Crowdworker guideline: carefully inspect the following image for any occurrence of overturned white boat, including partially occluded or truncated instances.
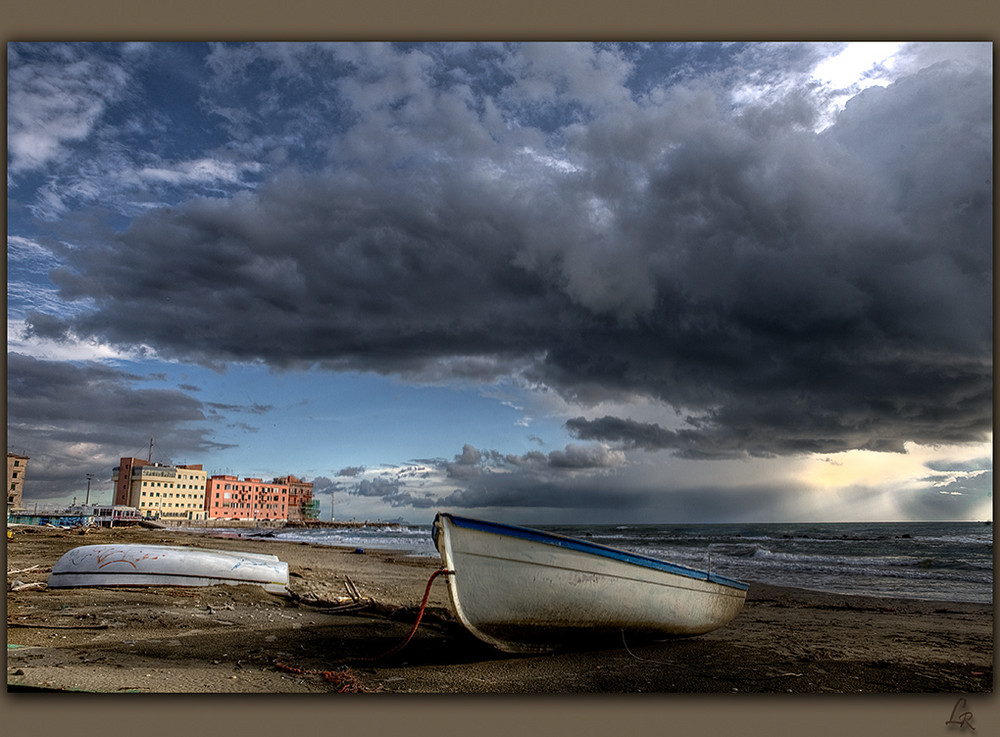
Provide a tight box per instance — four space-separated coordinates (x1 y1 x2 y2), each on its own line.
433 513 748 653
47 544 289 594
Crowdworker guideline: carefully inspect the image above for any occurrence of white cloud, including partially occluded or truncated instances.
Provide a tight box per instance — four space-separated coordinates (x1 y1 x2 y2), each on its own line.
518 146 581 173
794 440 993 502
7 235 62 271
504 42 634 110
812 42 903 91
731 42 909 133
7 319 157 363
138 158 261 186
7 47 130 175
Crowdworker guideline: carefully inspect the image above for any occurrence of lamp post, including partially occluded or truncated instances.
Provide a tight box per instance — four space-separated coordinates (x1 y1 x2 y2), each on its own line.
85 473 95 507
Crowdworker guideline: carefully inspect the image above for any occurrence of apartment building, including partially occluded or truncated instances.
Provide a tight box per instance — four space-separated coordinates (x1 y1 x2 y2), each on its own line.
7 453 29 512
205 475 289 521
273 474 319 522
112 457 207 521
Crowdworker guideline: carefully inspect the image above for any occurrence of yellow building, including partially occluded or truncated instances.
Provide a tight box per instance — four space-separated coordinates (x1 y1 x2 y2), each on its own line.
7 453 29 512
112 458 207 522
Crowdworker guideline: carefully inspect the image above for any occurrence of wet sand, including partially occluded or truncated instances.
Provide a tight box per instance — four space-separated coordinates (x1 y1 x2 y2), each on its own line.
5 525 993 694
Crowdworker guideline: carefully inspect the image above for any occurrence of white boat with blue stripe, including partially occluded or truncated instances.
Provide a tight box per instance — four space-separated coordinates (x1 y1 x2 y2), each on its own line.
433 513 748 653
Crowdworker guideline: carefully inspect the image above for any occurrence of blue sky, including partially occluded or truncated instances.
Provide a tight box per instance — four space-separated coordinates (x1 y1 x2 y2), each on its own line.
7 42 992 524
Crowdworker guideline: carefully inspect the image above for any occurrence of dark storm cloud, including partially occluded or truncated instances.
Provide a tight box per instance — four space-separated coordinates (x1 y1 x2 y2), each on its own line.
566 416 693 452
18 44 993 460
444 444 490 479
544 444 627 469
916 455 992 499
310 475 345 497
348 472 437 509
431 471 800 523
924 457 993 474
353 475 402 497
441 443 626 481
434 478 633 511
7 353 202 427
5 353 233 500
225 421 259 434
341 442 629 513
336 466 366 478
905 470 994 520
206 401 274 414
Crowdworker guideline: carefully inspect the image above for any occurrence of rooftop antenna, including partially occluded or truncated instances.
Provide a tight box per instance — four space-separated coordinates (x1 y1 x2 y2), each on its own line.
148 437 153 464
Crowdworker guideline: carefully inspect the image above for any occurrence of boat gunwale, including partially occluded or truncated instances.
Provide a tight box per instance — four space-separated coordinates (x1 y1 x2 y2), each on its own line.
434 513 749 592
50 543 284 564
46 571 288 589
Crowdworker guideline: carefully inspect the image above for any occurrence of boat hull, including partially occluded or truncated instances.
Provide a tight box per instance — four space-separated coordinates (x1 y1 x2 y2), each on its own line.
433 513 748 653
47 544 289 594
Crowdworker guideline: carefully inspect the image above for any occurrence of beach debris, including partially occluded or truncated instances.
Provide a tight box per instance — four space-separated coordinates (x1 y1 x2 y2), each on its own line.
280 574 375 611
7 565 48 576
286 591 372 613
273 661 378 693
8 621 109 630
275 567 452 685
343 575 364 603
8 580 47 592
620 631 688 666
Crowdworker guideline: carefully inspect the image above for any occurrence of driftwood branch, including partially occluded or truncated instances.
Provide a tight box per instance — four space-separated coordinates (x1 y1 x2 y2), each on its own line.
344 575 363 603
8 621 109 630
8 581 47 591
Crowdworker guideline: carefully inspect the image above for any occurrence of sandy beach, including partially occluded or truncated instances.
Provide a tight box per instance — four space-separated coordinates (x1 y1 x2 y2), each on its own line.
5 524 992 694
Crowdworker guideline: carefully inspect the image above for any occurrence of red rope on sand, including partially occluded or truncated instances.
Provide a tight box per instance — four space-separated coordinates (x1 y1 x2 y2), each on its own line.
274 660 370 692
274 567 454 690
366 567 454 662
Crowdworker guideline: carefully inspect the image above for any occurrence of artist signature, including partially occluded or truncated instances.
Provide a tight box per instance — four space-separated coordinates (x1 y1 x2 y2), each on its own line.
945 698 976 731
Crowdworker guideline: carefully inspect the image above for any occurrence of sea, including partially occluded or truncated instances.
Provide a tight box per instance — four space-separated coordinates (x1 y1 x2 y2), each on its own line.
250 520 994 605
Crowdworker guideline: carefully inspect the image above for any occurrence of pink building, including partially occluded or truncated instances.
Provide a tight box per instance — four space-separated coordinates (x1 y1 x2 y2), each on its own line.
273 474 317 522
205 475 289 521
